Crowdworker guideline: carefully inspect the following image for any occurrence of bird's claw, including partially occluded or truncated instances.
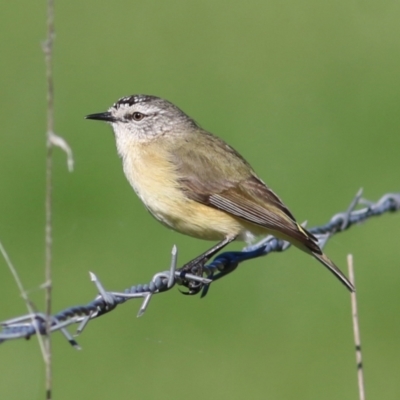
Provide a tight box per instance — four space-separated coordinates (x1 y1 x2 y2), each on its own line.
179 283 203 296
179 270 205 295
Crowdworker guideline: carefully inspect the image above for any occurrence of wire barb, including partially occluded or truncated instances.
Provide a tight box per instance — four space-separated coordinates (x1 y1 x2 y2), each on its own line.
0 191 399 345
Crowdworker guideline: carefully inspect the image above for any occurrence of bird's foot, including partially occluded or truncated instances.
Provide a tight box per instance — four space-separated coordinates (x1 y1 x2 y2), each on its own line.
178 236 236 296
179 258 208 295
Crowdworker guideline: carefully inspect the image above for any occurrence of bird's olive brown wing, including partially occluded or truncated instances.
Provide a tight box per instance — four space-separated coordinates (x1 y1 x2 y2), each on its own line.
171 129 318 248
208 177 319 248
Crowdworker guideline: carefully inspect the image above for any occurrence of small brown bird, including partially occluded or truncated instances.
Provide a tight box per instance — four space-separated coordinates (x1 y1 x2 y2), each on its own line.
86 95 354 292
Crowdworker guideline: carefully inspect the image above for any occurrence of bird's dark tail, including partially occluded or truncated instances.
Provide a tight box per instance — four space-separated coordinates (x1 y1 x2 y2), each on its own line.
290 223 354 292
311 251 355 292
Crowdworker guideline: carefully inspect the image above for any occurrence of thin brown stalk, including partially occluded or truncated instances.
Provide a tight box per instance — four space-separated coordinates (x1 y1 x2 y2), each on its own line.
43 0 55 398
0 241 46 357
42 1 74 397
347 254 366 400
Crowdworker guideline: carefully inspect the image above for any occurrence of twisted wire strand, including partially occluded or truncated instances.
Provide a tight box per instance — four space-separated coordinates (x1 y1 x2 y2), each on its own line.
1 190 399 346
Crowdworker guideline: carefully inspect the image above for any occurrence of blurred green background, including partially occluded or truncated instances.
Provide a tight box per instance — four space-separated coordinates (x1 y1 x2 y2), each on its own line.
1 1 399 399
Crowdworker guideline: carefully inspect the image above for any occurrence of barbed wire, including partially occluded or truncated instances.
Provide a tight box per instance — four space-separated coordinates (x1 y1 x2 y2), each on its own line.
1 189 399 348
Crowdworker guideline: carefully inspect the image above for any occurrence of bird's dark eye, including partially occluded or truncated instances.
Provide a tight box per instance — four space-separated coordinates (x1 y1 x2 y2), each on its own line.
132 112 144 121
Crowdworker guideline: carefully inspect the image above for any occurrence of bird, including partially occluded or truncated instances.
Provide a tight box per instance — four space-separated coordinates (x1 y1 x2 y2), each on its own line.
86 94 354 293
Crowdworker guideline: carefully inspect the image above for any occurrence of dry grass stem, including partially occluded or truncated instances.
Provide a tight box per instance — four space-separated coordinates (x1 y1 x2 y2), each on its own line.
347 254 366 400
0 241 47 358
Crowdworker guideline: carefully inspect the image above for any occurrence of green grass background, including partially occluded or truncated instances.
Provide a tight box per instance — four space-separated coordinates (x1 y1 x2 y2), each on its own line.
1 1 399 399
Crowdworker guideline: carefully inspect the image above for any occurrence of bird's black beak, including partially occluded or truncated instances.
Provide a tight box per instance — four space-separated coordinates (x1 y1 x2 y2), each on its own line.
85 112 116 122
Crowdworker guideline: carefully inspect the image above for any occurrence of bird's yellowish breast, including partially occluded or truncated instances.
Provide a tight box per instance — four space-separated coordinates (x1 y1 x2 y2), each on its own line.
120 139 246 240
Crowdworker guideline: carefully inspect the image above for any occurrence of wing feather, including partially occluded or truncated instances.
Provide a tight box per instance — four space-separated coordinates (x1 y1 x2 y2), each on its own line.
171 129 318 249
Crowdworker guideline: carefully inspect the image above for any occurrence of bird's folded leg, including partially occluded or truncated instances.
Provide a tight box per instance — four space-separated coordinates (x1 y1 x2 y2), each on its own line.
179 235 236 295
